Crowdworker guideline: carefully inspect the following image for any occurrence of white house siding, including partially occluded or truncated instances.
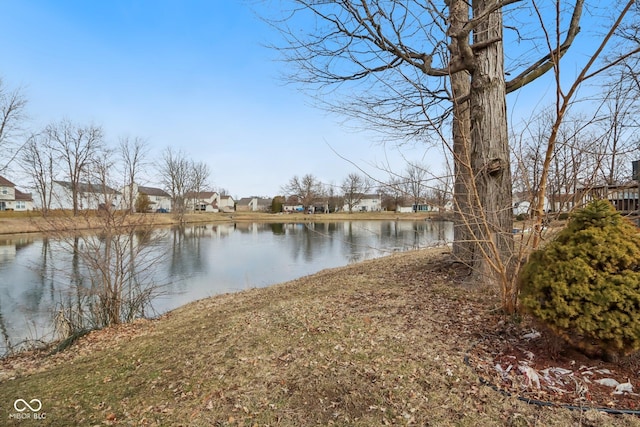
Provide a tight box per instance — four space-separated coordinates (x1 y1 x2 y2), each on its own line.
0 176 34 211
148 193 172 211
185 191 219 212
122 184 172 212
218 195 235 212
237 197 272 212
512 195 551 216
12 190 34 211
343 194 382 212
0 187 15 211
49 181 122 211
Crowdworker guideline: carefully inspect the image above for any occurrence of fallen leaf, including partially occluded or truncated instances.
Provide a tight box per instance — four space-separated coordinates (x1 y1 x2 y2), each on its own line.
614 382 633 394
595 378 619 388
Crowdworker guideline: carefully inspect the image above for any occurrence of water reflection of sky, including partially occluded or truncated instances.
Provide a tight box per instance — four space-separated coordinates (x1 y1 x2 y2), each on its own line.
0 221 452 354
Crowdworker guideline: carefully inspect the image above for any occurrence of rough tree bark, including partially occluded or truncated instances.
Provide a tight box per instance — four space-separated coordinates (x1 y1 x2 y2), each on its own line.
468 0 516 308
449 0 474 263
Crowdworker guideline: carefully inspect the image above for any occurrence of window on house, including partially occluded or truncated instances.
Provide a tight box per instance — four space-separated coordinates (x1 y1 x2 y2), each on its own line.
1 187 7 195
15 201 25 209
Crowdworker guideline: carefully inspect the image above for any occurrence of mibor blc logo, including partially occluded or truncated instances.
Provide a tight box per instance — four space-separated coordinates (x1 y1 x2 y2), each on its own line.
9 398 46 420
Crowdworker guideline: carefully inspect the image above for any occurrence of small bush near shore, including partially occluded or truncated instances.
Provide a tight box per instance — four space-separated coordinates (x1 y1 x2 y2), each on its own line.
520 199 640 358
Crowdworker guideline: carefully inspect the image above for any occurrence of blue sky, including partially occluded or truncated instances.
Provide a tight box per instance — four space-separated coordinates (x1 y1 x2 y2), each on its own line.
0 1 620 198
1 0 432 198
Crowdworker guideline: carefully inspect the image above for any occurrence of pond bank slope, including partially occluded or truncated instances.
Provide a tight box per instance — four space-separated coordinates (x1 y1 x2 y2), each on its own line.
1 249 637 426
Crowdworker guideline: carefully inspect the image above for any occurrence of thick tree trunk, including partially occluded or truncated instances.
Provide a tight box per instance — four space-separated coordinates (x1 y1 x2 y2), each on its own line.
468 0 516 310
449 0 475 264
451 76 474 262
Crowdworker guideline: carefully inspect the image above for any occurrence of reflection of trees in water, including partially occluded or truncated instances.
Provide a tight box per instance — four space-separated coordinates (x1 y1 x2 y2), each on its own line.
0 236 52 354
168 225 214 283
0 307 10 354
340 220 453 255
290 222 385 264
291 223 318 262
41 238 56 300
284 222 332 263
270 223 285 235
343 222 368 264
386 220 452 250
52 228 169 335
169 225 206 276
19 239 50 314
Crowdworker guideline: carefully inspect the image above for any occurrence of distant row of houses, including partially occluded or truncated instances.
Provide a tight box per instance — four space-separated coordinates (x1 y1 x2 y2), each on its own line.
513 182 640 216
282 193 388 213
2 174 638 215
0 176 272 213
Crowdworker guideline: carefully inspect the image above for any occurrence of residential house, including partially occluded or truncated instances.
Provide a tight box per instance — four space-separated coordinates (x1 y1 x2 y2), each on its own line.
49 181 122 211
548 191 580 213
121 183 172 212
237 197 272 212
342 193 382 212
512 192 551 216
185 191 219 212
138 185 172 212
396 201 438 213
581 183 639 214
218 195 235 213
14 189 35 212
283 204 304 213
0 176 35 211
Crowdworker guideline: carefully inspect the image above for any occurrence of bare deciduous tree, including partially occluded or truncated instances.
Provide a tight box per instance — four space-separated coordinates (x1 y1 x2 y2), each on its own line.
403 163 429 212
342 173 372 213
596 73 640 185
120 136 149 213
51 170 166 337
21 132 56 215
529 1 640 250
46 119 106 216
267 0 638 312
381 177 406 212
282 174 324 212
189 160 212 212
427 173 453 214
159 148 192 221
0 78 27 173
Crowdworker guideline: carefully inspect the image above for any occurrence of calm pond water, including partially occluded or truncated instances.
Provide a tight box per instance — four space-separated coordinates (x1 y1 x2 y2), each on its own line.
0 220 452 355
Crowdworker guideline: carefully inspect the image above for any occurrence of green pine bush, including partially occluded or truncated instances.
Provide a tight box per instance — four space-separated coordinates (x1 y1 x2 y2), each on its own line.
519 199 640 358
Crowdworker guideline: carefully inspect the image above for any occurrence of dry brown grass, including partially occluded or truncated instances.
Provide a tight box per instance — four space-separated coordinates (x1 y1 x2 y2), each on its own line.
1 249 637 426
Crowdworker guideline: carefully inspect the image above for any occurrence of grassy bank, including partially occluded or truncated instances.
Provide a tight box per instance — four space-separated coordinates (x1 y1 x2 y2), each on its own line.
1 249 636 426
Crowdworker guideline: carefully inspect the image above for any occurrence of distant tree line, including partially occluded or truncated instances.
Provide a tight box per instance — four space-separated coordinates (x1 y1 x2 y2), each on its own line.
279 162 453 214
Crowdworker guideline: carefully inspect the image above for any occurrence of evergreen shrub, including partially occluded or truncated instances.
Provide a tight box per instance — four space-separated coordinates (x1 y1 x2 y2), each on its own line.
519 199 640 357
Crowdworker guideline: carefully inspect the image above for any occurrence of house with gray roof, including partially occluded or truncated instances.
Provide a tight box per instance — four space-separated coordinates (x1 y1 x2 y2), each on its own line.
50 180 121 211
237 197 272 212
185 191 219 212
122 183 172 212
0 175 35 211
